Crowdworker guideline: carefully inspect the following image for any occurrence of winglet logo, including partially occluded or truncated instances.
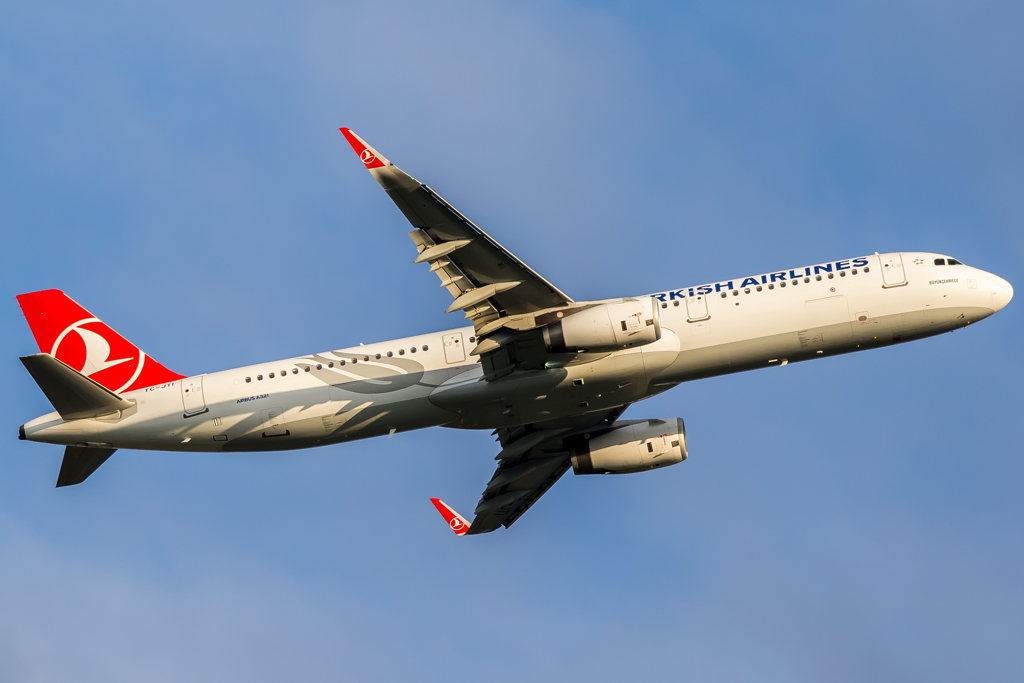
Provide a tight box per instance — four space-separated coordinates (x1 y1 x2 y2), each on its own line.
340 128 386 169
430 498 470 536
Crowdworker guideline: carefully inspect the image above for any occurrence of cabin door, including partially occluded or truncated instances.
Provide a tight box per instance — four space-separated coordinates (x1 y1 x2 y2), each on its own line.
181 376 207 416
261 407 289 437
881 253 907 287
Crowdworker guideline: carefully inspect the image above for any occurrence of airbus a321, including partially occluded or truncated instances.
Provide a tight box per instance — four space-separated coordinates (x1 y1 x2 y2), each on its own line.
16 128 1014 535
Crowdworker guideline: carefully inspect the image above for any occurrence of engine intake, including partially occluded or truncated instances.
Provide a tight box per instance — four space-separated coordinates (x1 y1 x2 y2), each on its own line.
571 418 687 475
542 299 661 353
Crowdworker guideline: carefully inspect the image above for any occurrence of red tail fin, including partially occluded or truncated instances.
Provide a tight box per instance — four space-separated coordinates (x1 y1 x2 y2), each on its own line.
16 289 184 394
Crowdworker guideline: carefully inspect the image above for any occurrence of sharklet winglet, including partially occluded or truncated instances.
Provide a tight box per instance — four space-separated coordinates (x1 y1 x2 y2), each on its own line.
430 498 471 536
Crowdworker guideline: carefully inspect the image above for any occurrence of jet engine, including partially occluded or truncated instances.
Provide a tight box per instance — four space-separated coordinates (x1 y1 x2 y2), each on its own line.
542 298 661 353
571 418 687 475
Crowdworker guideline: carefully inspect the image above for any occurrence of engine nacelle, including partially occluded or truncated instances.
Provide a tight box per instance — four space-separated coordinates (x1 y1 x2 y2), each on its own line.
542 298 661 353
571 418 687 475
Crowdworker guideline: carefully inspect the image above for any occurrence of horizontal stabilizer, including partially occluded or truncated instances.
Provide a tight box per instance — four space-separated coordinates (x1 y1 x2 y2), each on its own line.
20 354 134 420
57 445 116 487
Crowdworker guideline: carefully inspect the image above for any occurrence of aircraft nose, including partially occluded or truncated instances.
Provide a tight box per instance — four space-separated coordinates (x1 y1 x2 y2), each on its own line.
992 276 1013 312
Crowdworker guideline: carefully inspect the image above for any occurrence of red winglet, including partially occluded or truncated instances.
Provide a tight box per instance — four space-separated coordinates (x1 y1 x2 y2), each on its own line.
430 498 471 536
339 127 387 169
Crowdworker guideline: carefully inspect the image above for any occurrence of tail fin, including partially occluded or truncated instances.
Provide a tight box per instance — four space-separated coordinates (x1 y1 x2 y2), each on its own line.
429 498 472 536
16 289 184 394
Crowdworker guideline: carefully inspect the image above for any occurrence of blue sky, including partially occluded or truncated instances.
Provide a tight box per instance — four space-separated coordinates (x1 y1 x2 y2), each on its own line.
2 1 1022 680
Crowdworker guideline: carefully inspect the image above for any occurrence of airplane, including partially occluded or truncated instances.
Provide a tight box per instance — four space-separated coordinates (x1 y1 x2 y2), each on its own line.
16 128 1014 536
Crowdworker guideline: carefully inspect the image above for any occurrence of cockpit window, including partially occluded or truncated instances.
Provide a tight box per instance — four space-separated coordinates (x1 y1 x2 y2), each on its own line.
934 258 946 265
948 258 963 265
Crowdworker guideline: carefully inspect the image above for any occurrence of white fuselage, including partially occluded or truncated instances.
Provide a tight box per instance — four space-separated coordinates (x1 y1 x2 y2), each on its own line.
21 253 1012 453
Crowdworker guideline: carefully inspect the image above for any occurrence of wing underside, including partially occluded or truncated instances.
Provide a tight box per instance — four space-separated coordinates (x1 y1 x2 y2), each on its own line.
458 405 631 534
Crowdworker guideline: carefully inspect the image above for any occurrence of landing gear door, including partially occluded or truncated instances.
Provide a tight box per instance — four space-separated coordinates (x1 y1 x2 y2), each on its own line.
443 333 466 364
181 376 207 416
685 294 710 322
881 253 907 287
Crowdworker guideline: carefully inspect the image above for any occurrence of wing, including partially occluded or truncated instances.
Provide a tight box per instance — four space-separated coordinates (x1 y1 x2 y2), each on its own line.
339 128 573 332
431 406 630 535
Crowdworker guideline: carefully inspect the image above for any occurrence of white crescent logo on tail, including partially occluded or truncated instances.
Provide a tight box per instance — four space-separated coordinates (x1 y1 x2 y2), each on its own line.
51 319 133 377
449 518 465 531
360 149 376 165
75 327 132 375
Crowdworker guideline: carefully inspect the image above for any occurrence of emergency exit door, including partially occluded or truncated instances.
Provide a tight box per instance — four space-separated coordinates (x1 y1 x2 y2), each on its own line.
685 294 710 322
443 333 466 363
181 376 207 416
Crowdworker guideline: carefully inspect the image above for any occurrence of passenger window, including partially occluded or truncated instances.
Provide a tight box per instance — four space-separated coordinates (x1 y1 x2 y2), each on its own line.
673 300 680 306
852 269 858 275
780 282 787 287
732 290 739 296
792 280 798 286
245 377 251 383
387 351 393 357
661 302 667 309
815 275 822 281
316 364 322 370
863 267 870 272
840 271 846 277
257 375 263 380
363 356 369 361
399 349 405 355
934 258 946 265
375 353 381 359
304 367 310 372
328 362 334 368
768 284 774 290
721 292 727 298
269 372 275 378
828 273 834 279
756 285 762 292
803 277 810 283
469 337 476 343
743 288 750 294
340 360 346 366
422 345 428 351
411 347 417 353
